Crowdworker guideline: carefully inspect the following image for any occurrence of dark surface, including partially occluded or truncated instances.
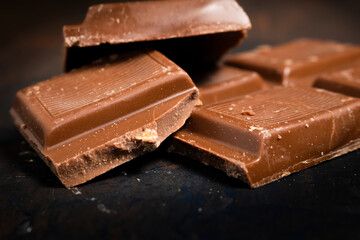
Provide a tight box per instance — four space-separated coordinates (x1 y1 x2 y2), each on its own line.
1 0 359 239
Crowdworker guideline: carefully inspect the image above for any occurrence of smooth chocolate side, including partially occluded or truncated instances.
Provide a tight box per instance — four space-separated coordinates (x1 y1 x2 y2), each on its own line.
314 65 360 98
226 39 360 87
190 66 267 105
170 87 360 187
10 49 200 187
63 0 251 71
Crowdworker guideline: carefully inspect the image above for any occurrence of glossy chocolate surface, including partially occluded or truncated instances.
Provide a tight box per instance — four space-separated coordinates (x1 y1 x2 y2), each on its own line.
190 66 267 105
171 87 360 187
63 0 251 71
314 65 360 98
226 39 360 87
10 49 200 187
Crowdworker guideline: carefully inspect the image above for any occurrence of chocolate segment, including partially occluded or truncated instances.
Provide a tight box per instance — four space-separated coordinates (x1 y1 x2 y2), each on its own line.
314 65 360 98
64 0 251 71
190 66 267 105
226 39 360 87
170 87 360 188
10 49 200 187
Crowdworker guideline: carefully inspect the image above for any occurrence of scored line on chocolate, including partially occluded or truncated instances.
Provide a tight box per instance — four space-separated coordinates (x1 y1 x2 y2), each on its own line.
32 51 168 118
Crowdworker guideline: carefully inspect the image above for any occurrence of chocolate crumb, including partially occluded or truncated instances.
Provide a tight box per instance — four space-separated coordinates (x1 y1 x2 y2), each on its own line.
241 109 255 116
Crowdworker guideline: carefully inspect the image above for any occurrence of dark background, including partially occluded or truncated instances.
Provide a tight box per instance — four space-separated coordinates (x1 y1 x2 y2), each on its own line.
1 0 359 239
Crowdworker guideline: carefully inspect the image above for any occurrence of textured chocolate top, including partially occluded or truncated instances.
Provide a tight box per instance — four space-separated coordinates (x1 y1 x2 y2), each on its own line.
63 0 251 71
34 53 165 118
172 87 360 187
226 39 360 87
314 65 360 98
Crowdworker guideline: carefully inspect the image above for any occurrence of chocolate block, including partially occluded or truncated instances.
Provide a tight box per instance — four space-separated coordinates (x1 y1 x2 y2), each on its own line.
63 0 251 71
10 49 200 187
226 39 360 87
314 65 360 98
190 66 267 105
170 87 360 188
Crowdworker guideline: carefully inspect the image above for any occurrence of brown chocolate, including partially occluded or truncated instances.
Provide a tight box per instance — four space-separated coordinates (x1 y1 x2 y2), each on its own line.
170 87 360 188
10 49 200 187
63 0 251 71
226 39 360 87
314 65 360 98
190 66 267 105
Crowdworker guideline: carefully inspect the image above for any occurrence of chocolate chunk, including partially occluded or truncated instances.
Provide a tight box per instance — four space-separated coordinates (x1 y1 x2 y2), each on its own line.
63 0 251 71
190 66 267 105
314 65 360 98
10 49 200 187
170 87 360 188
226 39 360 87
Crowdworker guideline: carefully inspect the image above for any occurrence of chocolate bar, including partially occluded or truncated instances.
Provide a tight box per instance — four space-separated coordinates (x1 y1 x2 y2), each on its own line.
226 39 360 87
170 87 360 188
190 66 267 105
314 65 360 98
10 49 200 187
63 0 251 71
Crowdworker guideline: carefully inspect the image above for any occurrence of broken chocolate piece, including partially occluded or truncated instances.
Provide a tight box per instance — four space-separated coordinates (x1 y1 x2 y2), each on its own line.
170 87 360 188
64 0 251 71
226 39 360 87
314 65 360 98
190 66 267 105
10 49 200 187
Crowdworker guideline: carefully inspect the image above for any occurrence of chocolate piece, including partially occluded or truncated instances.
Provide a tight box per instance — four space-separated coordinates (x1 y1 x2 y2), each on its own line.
226 39 360 87
10 49 200 187
314 65 360 98
170 87 360 188
190 66 267 105
64 0 251 71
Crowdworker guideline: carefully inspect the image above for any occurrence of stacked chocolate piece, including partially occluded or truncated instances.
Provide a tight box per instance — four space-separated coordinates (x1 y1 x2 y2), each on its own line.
10 0 360 188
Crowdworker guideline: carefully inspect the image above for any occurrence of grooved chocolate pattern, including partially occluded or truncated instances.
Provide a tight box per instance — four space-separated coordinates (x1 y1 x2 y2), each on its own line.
207 87 351 128
32 51 166 117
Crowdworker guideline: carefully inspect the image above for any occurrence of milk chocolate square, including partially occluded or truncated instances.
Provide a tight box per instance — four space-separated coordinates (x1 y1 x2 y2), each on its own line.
170 87 360 187
226 39 360 87
11 49 200 187
314 65 360 98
